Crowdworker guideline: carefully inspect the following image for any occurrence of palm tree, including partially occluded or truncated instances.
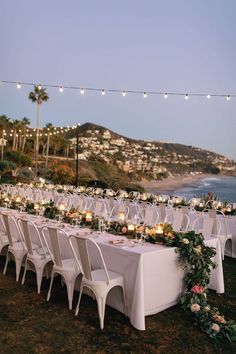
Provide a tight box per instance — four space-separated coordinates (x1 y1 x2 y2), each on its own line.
28 86 49 176
11 119 21 151
0 115 10 160
43 122 53 167
21 117 30 151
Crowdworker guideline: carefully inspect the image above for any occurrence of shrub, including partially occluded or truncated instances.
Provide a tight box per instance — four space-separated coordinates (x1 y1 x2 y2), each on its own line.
6 150 32 167
49 160 75 185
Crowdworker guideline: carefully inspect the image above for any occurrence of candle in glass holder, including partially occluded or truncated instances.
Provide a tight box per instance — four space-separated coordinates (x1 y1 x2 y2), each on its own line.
128 224 135 232
118 211 125 222
15 196 21 203
58 203 66 212
34 203 40 211
85 211 93 222
156 224 164 234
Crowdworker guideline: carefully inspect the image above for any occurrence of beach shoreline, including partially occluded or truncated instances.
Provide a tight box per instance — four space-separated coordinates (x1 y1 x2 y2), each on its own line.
140 174 213 194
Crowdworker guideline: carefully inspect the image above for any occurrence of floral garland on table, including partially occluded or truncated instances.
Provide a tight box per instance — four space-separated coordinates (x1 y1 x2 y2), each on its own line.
0 192 236 340
146 225 236 341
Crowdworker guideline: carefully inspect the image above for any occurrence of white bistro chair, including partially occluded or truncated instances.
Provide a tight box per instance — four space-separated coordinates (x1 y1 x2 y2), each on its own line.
164 209 189 232
18 219 52 293
0 214 9 256
1 213 27 281
41 226 81 310
69 234 126 329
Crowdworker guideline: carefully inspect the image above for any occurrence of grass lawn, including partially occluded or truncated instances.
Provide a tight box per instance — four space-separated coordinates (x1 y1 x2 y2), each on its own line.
0 256 235 354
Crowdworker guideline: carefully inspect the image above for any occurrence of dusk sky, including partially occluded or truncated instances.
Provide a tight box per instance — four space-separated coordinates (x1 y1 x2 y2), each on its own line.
1 0 236 160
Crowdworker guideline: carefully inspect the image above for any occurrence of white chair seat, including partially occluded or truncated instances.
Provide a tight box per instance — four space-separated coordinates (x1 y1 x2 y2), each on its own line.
54 258 77 273
91 269 123 284
9 242 26 251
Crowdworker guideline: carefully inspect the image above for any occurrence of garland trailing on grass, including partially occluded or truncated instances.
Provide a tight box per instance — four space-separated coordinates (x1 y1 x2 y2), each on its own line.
146 226 236 342
0 194 235 341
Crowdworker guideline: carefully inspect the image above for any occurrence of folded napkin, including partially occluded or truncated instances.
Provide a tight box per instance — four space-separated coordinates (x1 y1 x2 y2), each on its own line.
109 239 125 245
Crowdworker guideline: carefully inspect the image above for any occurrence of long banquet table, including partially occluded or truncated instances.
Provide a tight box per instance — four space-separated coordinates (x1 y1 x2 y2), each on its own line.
3 209 224 331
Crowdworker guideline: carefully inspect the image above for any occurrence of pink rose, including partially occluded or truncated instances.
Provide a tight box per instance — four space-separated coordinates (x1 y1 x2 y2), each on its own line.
191 285 205 294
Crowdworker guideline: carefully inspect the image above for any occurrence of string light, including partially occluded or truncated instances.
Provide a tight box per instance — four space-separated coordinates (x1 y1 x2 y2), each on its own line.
185 94 189 100
0 80 235 101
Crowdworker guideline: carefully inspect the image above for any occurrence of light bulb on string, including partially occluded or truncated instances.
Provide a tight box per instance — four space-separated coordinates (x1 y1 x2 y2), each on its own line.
207 94 211 99
185 94 189 100
164 93 168 99
226 95 231 101
122 91 126 97
59 86 63 93
17 83 21 89
101 89 106 96
80 88 85 95
38 84 42 90
143 92 147 98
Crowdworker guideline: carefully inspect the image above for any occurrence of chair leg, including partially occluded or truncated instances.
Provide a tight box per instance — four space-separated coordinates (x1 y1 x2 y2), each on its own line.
36 267 44 294
47 271 55 301
22 259 28 285
219 239 225 260
97 295 106 330
15 257 23 282
75 284 84 316
3 252 9 275
66 280 75 310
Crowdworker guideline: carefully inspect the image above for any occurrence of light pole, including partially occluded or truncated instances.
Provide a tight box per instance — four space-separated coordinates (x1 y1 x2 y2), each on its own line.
75 123 80 187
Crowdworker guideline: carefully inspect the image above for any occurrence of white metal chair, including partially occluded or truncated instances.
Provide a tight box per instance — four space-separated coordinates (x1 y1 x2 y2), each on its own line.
1 213 27 281
164 209 189 232
192 210 221 238
138 204 159 226
18 219 52 293
69 234 126 329
41 226 81 310
0 214 9 256
214 210 232 260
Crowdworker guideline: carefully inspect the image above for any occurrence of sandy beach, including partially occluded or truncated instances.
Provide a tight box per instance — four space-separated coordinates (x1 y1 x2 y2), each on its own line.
140 174 212 194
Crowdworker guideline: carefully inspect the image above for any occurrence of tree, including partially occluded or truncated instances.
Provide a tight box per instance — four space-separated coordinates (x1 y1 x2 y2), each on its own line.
0 115 10 160
28 86 49 176
11 119 21 151
20 117 30 151
43 122 53 168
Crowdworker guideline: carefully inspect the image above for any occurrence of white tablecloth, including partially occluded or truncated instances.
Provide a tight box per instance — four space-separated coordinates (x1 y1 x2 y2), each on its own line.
3 209 225 331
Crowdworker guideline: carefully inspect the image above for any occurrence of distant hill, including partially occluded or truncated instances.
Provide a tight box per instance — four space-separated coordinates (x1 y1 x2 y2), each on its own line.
63 122 235 186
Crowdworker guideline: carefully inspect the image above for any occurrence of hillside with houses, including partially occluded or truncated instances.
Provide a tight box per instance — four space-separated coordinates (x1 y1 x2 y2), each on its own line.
67 122 236 180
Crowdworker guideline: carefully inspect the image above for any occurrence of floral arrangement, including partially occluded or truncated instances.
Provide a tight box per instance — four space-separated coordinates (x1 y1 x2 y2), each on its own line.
146 224 236 341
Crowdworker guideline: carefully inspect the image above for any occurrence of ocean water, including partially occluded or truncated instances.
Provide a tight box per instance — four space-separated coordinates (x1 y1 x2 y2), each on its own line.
173 176 236 203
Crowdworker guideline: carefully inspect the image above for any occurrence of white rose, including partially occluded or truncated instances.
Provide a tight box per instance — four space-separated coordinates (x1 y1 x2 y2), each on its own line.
211 323 220 333
182 238 189 244
190 303 201 312
204 306 210 312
